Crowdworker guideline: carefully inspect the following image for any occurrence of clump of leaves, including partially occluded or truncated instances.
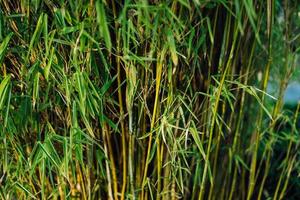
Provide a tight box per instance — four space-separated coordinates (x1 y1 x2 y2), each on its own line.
0 0 299 200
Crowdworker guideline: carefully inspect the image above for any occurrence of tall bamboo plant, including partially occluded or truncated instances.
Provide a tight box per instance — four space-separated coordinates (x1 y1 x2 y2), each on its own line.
0 0 299 199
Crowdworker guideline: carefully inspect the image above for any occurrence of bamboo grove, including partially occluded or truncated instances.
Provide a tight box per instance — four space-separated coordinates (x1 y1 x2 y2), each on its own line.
0 0 299 199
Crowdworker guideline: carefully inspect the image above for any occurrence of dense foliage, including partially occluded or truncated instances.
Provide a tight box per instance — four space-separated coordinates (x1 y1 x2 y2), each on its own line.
0 0 299 199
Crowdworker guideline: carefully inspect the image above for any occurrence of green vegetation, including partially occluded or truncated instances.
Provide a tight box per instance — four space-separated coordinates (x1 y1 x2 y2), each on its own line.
0 0 299 199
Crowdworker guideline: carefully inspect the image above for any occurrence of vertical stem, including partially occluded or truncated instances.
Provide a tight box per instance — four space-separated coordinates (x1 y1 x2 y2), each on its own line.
247 1 273 198
128 128 135 199
102 127 114 200
116 32 127 200
104 123 119 200
199 25 239 200
141 49 165 199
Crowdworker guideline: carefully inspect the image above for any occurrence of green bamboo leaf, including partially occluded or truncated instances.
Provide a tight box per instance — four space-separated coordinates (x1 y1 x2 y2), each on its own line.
96 0 112 52
167 30 178 66
39 142 60 169
44 137 62 166
3 83 11 127
100 75 117 96
33 72 40 107
0 33 13 65
125 65 137 112
0 74 11 110
44 47 54 80
29 143 43 176
60 25 81 35
15 182 37 199
234 0 244 34
74 72 87 114
189 126 206 160
235 155 250 170
187 28 195 58
27 13 44 60
43 14 48 53
81 110 96 138
72 101 78 127
104 115 118 131
206 17 214 44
